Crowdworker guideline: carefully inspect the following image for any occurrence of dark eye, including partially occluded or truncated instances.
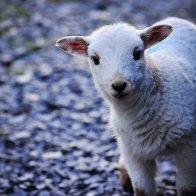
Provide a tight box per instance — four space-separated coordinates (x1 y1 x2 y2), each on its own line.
133 47 143 61
91 55 100 65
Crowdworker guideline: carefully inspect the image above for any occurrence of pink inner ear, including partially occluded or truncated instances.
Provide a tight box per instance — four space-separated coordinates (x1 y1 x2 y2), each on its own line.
63 39 88 55
151 26 171 37
141 25 172 48
147 30 163 45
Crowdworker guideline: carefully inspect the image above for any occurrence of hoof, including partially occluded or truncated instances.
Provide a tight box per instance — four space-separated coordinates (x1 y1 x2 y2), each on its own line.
135 188 148 196
179 189 196 196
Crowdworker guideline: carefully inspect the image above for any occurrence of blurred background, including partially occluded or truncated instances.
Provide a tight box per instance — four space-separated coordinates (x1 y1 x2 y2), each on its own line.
0 0 195 195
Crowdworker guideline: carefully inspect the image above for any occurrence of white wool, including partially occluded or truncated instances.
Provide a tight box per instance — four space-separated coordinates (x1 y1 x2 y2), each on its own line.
109 18 195 195
89 18 196 195
56 17 196 196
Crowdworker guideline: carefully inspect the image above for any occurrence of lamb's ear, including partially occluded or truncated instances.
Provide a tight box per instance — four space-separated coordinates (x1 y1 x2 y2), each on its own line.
140 25 173 48
55 36 89 57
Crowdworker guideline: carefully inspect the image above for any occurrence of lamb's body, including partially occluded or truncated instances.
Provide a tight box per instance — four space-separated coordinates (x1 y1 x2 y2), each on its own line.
111 18 196 156
109 18 196 196
56 17 196 196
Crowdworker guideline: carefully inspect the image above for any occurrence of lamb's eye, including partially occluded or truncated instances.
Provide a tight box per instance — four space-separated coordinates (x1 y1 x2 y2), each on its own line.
133 47 143 61
91 55 100 65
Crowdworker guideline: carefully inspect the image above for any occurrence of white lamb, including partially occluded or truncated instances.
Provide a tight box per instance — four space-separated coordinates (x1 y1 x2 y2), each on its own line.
56 17 196 196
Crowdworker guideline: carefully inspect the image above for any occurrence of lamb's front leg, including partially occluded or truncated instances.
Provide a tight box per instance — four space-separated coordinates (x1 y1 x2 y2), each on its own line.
118 156 133 193
122 152 156 196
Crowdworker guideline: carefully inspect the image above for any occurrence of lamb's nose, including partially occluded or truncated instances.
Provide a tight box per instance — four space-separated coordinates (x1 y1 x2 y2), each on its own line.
112 80 127 94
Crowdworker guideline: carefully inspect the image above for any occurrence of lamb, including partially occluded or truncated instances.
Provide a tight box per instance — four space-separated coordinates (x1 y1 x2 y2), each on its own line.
55 17 196 196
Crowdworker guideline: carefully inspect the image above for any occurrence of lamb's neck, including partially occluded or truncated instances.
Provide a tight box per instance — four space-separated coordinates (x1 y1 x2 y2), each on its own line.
111 55 162 125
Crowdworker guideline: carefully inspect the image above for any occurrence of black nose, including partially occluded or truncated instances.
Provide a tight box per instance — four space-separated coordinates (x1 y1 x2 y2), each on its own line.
112 80 127 94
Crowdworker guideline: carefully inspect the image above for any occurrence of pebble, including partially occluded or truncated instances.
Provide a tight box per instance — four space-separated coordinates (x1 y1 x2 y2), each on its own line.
18 173 34 182
14 131 31 139
10 187 28 196
42 151 63 160
16 71 33 84
39 190 51 196
0 54 14 65
25 93 40 102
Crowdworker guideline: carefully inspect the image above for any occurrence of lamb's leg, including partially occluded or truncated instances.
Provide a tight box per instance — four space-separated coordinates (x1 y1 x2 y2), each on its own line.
118 157 133 193
175 148 196 196
122 154 156 196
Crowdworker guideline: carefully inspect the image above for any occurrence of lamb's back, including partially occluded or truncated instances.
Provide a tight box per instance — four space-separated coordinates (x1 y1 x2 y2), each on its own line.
111 18 196 157
148 17 196 58
148 18 196 141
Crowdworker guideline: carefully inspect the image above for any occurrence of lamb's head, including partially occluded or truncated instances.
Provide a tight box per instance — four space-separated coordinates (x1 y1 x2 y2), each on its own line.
56 23 172 102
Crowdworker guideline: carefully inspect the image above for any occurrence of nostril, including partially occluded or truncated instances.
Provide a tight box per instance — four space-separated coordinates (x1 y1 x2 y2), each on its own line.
112 81 127 93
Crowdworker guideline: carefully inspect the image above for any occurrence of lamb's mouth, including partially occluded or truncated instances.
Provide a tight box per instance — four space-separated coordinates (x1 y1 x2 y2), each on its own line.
111 92 129 99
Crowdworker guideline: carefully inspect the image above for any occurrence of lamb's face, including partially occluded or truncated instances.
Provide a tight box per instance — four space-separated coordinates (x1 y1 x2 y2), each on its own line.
87 24 145 100
56 23 172 101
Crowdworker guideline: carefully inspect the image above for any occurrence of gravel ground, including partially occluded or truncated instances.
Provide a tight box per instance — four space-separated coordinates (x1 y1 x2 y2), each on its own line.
0 0 195 195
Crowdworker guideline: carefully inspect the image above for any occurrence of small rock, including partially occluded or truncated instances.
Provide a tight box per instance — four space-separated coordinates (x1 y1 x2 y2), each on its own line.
36 183 46 190
15 131 31 139
25 93 40 102
0 53 13 65
39 190 51 196
10 187 28 196
16 71 33 84
18 173 34 182
42 151 62 160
